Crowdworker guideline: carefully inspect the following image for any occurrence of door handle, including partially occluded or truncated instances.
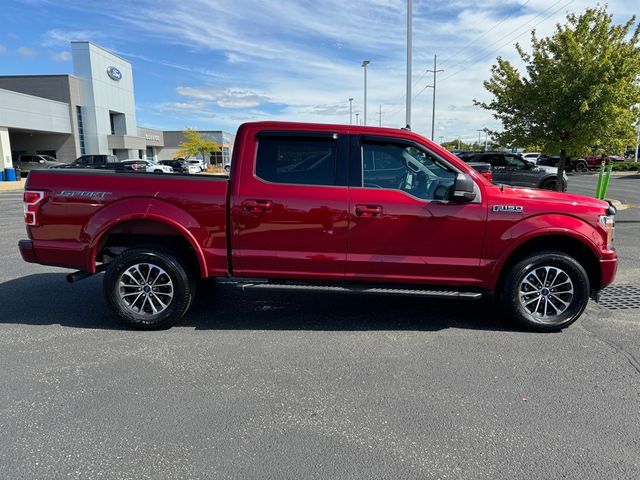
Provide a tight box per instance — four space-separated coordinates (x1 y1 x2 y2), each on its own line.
243 199 273 213
355 204 383 217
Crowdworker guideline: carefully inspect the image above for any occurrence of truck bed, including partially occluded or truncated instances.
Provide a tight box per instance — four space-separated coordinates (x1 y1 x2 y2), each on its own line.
23 169 229 276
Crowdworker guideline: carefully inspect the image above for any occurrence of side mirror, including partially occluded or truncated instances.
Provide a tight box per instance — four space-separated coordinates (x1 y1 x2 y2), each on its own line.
452 173 476 202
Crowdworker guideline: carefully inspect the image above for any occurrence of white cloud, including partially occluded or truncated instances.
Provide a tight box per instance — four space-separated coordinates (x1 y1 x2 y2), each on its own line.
51 51 72 61
0 44 6 54
17 47 38 57
176 87 272 108
42 29 103 47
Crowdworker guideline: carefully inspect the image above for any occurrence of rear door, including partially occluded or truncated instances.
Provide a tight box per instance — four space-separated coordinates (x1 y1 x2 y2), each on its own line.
504 153 533 187
480 153 508 184
232 129 350 281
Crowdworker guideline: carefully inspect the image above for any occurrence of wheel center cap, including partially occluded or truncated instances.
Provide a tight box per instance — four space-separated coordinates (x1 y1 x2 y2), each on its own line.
143 285 151 293
541 288 550 296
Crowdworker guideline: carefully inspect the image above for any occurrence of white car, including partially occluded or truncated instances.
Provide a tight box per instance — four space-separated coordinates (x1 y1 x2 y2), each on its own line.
184 159 204 172
145 161 173 174
121 160 174 174
522 152 541 164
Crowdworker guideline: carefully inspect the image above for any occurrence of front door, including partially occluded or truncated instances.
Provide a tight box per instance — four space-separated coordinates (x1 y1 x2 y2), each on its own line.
346 136 487 285
233 131 350 281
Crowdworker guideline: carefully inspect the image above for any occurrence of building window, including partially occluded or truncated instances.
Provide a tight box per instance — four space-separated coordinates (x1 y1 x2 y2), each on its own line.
76 106 86 155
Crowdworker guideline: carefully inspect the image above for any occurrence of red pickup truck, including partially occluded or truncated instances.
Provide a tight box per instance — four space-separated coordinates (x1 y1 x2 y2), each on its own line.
19 122 617 331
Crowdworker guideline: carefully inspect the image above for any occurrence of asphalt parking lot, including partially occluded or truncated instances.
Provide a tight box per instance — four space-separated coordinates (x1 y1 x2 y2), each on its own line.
0 175 639 479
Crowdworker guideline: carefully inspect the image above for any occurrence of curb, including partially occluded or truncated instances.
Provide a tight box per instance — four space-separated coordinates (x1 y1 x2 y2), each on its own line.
608 199 631 211
0 179 26 192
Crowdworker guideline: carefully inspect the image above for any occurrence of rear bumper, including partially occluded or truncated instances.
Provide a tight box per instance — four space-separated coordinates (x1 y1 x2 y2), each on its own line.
18 239 37 263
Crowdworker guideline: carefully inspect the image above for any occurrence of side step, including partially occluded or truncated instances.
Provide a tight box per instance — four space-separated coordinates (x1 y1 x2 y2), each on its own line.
235 282 483 300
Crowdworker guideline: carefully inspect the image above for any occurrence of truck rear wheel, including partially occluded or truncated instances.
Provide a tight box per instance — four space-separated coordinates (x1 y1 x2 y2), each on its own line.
499 251 589 331
575 160 588 173
103 248 193 329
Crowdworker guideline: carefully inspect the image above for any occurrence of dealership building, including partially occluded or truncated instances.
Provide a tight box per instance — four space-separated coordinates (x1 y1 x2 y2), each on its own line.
0 41 233 173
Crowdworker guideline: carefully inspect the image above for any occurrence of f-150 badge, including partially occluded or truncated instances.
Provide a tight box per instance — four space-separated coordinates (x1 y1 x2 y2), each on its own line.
492 205 524 213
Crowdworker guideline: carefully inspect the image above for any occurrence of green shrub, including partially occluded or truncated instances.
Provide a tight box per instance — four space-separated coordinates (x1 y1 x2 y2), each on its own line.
611 162 640 172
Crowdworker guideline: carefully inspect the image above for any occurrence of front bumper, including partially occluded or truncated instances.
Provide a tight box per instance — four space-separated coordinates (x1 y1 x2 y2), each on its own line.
600 256 618 289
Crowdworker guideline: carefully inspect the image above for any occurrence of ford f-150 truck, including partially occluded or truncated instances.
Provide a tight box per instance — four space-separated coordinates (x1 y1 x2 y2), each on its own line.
19 122 618 331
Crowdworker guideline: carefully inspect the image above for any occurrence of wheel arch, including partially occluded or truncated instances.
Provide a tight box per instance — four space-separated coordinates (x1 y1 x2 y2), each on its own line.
85 198 208 277
493 234 601 294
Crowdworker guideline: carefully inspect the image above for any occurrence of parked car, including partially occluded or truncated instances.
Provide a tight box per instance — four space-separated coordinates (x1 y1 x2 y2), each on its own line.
15 154 63 176
20 121 617 332
456 151 567 190
467 162 492 182
577 155 625 171
521 152 541 164
158 159 199 174
55 154 119 169
119 159 173 174
178 158 204 172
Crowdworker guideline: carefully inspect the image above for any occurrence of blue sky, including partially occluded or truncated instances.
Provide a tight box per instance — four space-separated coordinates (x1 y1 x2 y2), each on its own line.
0 0 636 142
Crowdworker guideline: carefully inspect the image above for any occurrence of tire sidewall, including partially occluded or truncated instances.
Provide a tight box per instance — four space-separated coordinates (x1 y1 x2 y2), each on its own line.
501 252 590 331
104 249 191 329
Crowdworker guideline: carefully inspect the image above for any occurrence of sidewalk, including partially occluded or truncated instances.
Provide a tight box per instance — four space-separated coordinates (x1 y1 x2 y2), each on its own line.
0 179 26 192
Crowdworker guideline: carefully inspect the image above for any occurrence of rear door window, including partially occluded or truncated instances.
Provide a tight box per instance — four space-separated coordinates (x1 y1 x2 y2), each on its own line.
256 137 338 186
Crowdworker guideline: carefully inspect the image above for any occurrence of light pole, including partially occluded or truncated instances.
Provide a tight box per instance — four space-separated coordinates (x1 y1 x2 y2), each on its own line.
438 136 444 145
349 98 354 125
406 0 412 129
362 60 370 126
355 113 360 126
477 129 483 150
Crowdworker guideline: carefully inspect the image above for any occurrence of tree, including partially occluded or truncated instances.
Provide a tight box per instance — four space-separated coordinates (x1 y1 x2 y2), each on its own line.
174 129 221 167
475 7 640 190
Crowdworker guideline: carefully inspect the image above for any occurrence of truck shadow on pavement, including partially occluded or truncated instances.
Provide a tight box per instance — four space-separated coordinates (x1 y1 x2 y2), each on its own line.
0 273 521 332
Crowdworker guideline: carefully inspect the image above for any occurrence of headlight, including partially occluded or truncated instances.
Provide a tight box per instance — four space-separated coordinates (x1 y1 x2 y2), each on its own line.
599 214 615 249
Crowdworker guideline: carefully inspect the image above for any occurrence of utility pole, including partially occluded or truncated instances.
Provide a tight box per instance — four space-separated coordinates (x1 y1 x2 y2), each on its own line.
406 0 413 129
425 54 444 141
379 104 382 127
362 60 370 125
457 135 461 150
349 98 353 125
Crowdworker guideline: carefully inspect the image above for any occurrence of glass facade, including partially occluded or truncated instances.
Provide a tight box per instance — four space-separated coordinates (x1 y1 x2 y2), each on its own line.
76 106 86 155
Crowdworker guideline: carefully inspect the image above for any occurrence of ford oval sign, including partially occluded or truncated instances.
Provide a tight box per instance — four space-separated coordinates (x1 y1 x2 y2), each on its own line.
106 66 122 81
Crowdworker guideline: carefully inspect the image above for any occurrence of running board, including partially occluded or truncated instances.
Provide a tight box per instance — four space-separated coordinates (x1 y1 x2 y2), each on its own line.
235 282 483 300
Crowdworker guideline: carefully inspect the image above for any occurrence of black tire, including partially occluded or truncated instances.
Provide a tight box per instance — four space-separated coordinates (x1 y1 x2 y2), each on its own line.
103 248 194 329
541 179 557 190
498 251 590 331
154 169 163 174
575 161 588 173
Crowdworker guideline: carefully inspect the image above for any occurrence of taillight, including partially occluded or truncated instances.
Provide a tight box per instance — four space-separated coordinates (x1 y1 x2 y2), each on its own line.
23 190 47 226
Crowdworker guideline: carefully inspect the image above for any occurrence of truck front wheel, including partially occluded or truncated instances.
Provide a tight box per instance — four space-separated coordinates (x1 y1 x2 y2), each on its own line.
499 251 589 331
103 248 193 329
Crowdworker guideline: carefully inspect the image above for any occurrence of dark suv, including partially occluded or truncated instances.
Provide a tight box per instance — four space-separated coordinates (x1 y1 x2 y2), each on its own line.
456 151 567 191
158 159 189 173
56 155 119 169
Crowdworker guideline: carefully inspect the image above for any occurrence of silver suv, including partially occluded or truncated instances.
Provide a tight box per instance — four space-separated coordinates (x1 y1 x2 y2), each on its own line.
456 151 567 191
16 154 63 176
